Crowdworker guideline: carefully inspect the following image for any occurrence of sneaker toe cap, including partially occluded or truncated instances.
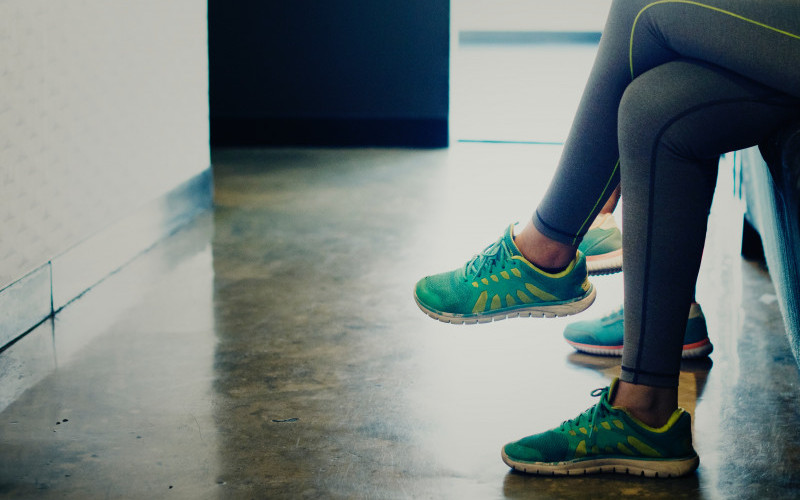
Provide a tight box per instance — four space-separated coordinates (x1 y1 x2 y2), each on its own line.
503 441 547 463
503 432 569 463
414 273 468 313
563 322 603 343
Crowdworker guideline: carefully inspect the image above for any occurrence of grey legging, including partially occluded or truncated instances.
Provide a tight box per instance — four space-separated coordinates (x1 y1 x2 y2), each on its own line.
533 0 800 387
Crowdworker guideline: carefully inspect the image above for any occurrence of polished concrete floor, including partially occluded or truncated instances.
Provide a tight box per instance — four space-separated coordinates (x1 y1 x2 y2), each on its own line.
0 144 798 499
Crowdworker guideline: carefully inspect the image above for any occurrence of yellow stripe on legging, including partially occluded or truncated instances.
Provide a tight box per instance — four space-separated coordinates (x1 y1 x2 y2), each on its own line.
572 159 620 246
630 0 800 80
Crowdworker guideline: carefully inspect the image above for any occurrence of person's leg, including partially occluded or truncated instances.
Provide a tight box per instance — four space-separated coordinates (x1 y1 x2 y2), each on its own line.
416 0 800 326
515 0 646 268
575 2 800 409
529 0 800 252
504 62 798 473
502 0 800 474
617 60 800 425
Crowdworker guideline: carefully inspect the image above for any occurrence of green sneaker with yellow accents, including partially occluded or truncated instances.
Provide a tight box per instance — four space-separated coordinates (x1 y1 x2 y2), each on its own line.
414 224 595 324
501 379 699 478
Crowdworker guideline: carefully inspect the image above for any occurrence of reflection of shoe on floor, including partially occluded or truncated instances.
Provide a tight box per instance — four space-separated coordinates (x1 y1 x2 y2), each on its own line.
566 352 623 372
579 213 622 276
501 378 700 477
563 303 713 359
414 224 596 324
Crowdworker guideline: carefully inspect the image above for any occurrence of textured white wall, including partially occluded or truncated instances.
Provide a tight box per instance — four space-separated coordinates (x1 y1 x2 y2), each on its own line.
453 0 611 31
0 1 209 288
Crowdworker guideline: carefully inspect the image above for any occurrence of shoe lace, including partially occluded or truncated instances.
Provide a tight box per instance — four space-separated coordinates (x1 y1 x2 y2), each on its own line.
558 386 610 443
464 237 512 281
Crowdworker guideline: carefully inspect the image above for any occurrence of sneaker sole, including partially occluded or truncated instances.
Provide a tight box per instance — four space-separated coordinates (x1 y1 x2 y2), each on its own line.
681 338 714 358
415 286 596 325
566 337 713 359
586 249 623 276
501 449 699 478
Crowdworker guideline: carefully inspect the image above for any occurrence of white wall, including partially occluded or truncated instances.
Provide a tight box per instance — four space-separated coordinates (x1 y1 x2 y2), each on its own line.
453 0 612 32
0 0 209 289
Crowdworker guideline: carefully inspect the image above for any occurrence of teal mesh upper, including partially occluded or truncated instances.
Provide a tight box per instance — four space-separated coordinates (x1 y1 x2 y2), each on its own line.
503 381 697 465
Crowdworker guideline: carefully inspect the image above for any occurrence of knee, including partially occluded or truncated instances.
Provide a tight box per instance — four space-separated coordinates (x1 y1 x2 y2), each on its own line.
619 62 737 164
618 73 674 160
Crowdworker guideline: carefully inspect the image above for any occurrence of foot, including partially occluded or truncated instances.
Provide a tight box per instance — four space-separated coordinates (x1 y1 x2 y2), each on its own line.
563 303 713 358
501 379 699 478
414 224 596 324
579 213 622 276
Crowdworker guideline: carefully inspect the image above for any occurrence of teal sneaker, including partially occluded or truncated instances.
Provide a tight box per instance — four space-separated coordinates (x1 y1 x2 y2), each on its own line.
414 224 596 324
579 213 622 276
563 303 713 358
501 379 699 477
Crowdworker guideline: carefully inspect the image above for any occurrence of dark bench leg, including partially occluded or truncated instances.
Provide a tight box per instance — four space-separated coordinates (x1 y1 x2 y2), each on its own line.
741 216 766 262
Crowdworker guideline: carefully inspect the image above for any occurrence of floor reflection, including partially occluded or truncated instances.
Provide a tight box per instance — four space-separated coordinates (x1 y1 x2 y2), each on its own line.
0 217 221 498
208 149 454 496
203 147 800 498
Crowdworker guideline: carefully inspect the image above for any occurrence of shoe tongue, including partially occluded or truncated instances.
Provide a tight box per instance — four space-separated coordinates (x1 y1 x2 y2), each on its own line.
606 378 620 405
504 224 522 257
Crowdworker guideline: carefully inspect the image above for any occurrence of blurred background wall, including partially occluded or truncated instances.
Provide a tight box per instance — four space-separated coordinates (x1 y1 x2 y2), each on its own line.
0 0 210 343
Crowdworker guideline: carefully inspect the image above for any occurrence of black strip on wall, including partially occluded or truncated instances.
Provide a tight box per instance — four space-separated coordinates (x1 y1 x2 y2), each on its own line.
210 118 448 148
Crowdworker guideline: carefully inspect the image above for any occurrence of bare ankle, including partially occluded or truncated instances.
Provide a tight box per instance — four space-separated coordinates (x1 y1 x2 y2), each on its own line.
612 380 678 428
514 222 576 270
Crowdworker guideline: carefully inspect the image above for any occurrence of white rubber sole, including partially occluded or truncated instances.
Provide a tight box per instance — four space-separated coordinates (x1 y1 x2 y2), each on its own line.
415 286 596 325
501 450 699 478
567 337 713 359
586 250 623 276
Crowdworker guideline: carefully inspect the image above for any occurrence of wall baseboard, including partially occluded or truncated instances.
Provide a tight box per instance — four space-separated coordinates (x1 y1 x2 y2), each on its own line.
0 168 213 351
211 117 448 148
0 266 52 351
